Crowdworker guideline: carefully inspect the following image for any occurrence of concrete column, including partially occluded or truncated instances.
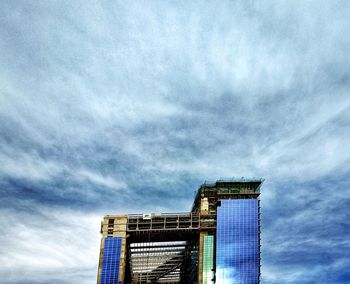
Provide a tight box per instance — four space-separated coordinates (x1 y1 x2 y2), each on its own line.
198 231 208 284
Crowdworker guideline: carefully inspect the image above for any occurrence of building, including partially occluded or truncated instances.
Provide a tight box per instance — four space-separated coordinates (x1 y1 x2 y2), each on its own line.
97 178 263 283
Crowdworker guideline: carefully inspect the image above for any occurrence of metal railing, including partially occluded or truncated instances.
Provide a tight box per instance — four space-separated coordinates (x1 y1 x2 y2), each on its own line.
127 212 200 231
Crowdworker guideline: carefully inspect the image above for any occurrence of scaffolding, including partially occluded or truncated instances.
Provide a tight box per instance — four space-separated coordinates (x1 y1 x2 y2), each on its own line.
97 178 263 284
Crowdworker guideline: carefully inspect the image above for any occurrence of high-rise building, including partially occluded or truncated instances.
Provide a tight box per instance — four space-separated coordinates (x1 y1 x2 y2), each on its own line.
97 178 263 283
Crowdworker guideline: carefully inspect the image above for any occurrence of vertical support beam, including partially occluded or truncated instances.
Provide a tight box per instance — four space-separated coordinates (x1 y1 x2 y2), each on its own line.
198 231 208 284
96 238 104 284
115 216 127 283
198 196 210 284
258 199 261 283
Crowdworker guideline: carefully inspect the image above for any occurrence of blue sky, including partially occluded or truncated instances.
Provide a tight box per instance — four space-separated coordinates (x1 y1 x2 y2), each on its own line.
0 1 349 283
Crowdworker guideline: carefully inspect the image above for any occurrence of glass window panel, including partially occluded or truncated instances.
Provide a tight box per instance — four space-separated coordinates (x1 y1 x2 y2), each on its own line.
203 235 214 284
216 199 259 284
100 237 123 284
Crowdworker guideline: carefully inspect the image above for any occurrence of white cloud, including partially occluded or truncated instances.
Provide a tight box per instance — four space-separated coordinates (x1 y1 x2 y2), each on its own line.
0 149 63 181
0 207 101 284
77 169 127 190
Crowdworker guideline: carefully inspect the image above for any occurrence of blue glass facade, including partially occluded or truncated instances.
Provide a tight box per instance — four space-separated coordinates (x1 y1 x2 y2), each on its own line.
216 199 259 284
100 237 123 284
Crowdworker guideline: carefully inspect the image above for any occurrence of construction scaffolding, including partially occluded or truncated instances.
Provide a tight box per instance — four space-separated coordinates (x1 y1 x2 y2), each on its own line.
97 178 263 284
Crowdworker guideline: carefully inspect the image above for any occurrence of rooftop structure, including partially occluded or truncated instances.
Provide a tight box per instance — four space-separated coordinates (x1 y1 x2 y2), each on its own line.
97 178 264 283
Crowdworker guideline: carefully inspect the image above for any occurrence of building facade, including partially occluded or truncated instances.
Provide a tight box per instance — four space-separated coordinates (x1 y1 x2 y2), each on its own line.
97 178 263 283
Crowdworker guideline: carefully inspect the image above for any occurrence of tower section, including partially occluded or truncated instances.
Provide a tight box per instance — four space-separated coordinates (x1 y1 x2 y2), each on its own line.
97 215 128 284
192 178 263 284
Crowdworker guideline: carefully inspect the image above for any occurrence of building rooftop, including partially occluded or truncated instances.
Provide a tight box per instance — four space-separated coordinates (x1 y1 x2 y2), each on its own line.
192 177 264 212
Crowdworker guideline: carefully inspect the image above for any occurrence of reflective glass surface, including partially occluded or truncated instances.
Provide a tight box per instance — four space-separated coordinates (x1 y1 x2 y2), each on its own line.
203 235 214 284
101 237 122 284
216 199 259 283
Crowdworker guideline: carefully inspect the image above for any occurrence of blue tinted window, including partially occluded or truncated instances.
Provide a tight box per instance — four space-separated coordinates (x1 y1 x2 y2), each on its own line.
100 237 122 284
216 199 259 283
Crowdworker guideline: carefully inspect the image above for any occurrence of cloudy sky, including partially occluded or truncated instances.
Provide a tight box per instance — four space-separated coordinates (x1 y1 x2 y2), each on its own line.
0 1 349 283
